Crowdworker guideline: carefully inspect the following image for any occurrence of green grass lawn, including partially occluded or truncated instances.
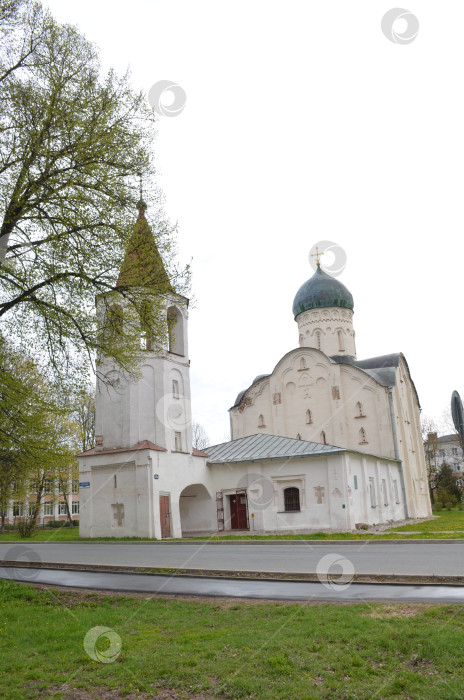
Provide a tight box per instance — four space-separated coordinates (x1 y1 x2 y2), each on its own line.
1 509 464 544
0 580 463 699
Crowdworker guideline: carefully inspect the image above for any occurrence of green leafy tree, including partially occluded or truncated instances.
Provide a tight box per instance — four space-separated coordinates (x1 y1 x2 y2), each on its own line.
0 336 74 534
0 0 188 383
435 462 462 504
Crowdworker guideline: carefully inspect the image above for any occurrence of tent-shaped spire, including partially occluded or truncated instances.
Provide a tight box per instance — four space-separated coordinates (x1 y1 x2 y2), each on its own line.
116 201 172 289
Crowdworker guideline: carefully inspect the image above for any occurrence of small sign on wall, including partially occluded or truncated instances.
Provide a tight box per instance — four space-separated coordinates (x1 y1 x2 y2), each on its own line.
79 482 90 488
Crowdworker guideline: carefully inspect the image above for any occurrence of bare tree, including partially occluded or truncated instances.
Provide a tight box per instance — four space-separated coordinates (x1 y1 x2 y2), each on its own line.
191 420 210 451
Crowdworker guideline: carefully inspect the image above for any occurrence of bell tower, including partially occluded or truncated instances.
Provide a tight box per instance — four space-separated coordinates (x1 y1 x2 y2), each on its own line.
94 200 192 454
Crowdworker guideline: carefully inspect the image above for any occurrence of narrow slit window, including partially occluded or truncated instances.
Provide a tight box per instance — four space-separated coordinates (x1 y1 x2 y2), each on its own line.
258 414 265 428
321 431 327 445
306 409 312 424
337 330 344 351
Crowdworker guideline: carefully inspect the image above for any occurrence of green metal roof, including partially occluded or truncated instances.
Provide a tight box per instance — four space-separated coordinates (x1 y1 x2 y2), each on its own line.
292 265 354 318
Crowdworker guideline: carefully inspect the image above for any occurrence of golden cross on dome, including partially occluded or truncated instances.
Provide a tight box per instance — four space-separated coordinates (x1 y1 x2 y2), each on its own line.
311 245 325 267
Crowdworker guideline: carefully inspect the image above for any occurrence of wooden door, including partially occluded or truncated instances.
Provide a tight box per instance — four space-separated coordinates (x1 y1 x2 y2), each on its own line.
159 495 171 538
229 491 249 530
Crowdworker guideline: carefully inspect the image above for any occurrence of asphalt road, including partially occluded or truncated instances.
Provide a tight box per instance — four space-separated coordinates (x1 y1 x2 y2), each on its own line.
1 541 464 576
1 567 464 603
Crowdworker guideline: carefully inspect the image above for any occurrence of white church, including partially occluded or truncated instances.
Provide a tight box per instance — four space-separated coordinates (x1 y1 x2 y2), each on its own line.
78 203 432 538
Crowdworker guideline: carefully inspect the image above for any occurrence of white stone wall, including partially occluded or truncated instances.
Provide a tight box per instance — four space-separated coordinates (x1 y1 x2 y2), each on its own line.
95 293 191 452
391 357 432 518
230 348 395 460
296 308 356 358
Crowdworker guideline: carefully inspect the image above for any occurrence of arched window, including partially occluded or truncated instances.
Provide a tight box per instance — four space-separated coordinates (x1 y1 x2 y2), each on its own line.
296 433 301 440
167 307 184 356
316 331 321 350
299 357 306 369
106 304 123 338
306 409 312 424
258 414 265 428
299 334 304 347
321 431 327 445
284 487 300 512
359 427 368 444
141 301 154 351
356 401 364 417
337 330 344 351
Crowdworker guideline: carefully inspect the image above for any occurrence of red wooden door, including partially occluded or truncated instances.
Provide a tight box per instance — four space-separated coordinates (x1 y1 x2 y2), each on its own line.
229 491 249 530
159 495 171 538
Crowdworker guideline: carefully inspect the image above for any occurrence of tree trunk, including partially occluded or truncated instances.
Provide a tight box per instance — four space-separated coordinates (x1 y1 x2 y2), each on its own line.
60 478 73 526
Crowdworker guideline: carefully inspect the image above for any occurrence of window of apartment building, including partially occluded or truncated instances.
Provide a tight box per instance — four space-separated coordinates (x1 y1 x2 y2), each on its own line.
43 503 54 516
72 480 79 493
58 503 67 515
72 501 80 515
44 479 54 493
13 503 23 517
457 479 463 487
439 450 445 458
455 465 461 472
452 448 458 455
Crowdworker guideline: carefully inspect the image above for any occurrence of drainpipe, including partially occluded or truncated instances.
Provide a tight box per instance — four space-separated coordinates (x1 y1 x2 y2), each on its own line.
388 386 408 518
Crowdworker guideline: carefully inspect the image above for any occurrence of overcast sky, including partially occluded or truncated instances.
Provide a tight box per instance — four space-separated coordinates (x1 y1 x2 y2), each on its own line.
46 1 464 444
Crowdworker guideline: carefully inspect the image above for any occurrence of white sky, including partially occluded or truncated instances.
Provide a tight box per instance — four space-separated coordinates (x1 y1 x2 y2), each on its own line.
45 0 464 444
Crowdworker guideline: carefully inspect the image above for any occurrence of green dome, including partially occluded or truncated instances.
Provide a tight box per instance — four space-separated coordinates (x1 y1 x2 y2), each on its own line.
292 265 354 318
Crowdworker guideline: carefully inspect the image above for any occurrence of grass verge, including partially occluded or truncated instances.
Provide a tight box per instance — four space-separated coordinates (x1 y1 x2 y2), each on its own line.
1 579 464 699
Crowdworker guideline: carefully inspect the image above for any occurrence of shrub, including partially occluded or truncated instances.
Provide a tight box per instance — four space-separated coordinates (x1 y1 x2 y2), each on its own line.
445 502 453 511
436 490 458 507
46 520 72 528
17 518 36 538
434 501 443 511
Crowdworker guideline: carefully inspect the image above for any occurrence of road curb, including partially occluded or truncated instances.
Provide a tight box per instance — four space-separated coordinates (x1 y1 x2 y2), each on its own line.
1 561 464 586
1 538 464 545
